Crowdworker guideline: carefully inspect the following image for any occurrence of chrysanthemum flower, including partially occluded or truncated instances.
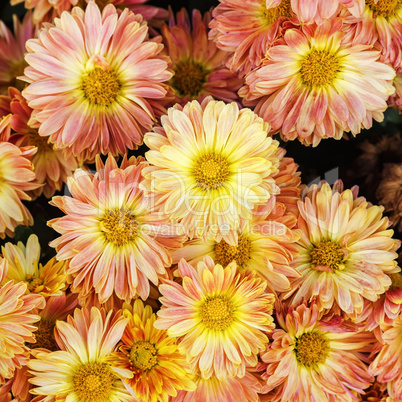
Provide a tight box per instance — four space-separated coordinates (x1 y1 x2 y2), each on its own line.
0 141 39 239
28 306 133 401
1 234 67 297
260 302 374 401
369 312 402 399
0 259 45 384
285 180 401 315
142 98 280 245
173 370 262 402
0 13 37 95
343 0 402 69
288 0 365 23
389 71 402 111
376 163 402 232
161 8 242 106
22 1 172 161
7 87 81 199
49 154 184 303
154 256 276 379
11 0 77 24
171 196 300 294
110 299 195 401
3 293 78 401
239 19 396 146
357 272 402 334
209 0 294 76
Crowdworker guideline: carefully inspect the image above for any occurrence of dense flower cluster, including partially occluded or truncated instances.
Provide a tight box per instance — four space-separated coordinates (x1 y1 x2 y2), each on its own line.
0 0 401 400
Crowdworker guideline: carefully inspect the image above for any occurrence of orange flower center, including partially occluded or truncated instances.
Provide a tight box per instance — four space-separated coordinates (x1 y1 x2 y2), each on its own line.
310 241 346 271
171 59 208 98
389 273 402 289
366 0 402 18
100 208 138 246
82 67 121 106
27 132 53 151
261 0 293 25
73 363 115 402
29 319 58 351
299 50 341 89
130 341 158 371
200 296 234 331
193 153 230 190
295 331 330 367
214 235 252 268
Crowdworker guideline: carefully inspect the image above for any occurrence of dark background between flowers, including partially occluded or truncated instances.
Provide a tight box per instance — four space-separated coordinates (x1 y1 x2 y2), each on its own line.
0 0 401 259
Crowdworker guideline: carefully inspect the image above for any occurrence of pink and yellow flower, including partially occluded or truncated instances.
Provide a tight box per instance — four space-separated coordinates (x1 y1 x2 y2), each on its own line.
110 299 195 401
154 256 276 379
171 195 300 294
161 8 242 105
8 87 81 199
3 292 78 401
260 302 374 401
209 0 294 76
285 180 401 315
142 98 280 245
49 154 184 304
369 312 402 400
0 13 37 95
1 234 67 297
22 1 172 161
173 370 262 402
0 260 44 384
0 141 39 239
28 307 133 401
239 19 396 146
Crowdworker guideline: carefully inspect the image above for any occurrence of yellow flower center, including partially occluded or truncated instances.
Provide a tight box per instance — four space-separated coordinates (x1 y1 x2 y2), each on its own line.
130 341 158 371
171 60 208 98
100 208 138 247
82 67 121 106
29 319 58 351
193 153 230 190
295 331 330 367
25 273 44 293
73 363 115 402
310 241 346 271
200 296 234 331
299 50 341 89
389 273 402 289
261 0 293 25
366 0 402 18
214 235 252 268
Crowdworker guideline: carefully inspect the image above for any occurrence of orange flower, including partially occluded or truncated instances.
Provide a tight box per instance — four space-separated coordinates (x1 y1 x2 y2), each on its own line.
161 8 242 105
261 302 374 401
285 180 400 315
0 260 45 384
0 141 39 239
